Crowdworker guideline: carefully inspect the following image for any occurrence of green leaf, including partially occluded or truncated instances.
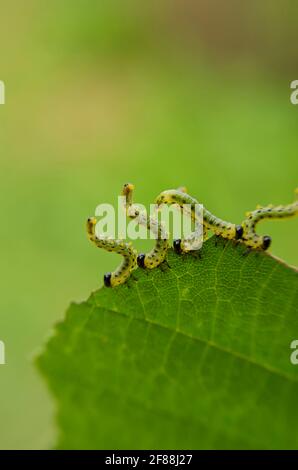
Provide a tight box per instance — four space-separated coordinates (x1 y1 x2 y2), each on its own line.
37 237 298 449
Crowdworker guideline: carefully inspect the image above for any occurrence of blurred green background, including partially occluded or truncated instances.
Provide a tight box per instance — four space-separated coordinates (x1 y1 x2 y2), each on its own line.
0 0 297 449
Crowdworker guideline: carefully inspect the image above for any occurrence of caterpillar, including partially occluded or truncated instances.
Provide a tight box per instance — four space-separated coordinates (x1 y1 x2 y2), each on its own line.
155 189 243 253
86 217 137 287
174 186 209 252
241 189 298 250
121 183 169 268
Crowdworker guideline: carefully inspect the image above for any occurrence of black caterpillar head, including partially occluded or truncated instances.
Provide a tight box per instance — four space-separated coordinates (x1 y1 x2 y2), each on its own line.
173 239 182 254
104 272 112 287
262 236 271 250
137 253 146 268
235 225 243 240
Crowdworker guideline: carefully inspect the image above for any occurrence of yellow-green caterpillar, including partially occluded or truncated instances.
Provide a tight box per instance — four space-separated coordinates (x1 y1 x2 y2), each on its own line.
241 189 298 250
86 217 137 287
121 183 169 268
155 189 243 253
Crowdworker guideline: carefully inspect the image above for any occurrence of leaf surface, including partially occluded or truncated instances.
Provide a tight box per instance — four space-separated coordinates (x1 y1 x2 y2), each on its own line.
37 238 298 449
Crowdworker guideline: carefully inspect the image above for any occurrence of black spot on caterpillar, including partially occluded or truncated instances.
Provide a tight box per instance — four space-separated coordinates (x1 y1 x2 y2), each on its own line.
86 217 137 287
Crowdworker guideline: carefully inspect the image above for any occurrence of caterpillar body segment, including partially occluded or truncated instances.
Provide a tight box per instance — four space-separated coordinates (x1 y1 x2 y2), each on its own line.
241 189 298 250
87 217 137 287
173 225 209 254
121 182 135 213
121 183 169 269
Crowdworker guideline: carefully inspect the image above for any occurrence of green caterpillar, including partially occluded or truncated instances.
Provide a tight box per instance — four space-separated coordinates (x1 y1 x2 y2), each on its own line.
155 189 243 253
121 183 169 268
157 186 209 253
86 217 137 287
241 189 298 250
